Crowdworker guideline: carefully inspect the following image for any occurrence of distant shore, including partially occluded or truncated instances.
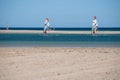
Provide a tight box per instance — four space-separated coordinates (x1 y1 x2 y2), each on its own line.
0 30 120 34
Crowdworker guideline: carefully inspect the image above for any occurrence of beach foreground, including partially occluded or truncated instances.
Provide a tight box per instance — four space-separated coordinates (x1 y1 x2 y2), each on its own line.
0 47 120 80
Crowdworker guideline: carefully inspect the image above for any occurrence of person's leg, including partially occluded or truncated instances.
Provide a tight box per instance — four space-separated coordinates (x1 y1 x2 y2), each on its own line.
93 28 96 34
95 28 97 34
92 28 94 34
43 26 47 34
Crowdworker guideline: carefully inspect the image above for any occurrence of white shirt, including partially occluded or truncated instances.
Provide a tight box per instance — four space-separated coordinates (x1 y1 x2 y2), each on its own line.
45 20 50 26
92 19 98 28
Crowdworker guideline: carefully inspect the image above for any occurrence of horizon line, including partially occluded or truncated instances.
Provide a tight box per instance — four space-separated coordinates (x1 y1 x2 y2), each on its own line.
0 27 120 28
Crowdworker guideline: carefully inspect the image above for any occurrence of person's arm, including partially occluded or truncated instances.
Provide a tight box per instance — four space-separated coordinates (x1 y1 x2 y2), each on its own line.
45 20 47 26
96 21 98 28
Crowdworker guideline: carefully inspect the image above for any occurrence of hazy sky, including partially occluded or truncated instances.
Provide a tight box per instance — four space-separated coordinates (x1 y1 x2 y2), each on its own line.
0 0 120 28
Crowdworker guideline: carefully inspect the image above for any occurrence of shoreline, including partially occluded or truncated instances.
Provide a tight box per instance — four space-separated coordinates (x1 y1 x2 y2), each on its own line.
0 30 120 34
0 42 120 48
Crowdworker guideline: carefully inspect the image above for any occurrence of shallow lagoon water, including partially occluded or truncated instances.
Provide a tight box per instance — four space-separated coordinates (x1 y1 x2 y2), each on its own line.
0 33 120 47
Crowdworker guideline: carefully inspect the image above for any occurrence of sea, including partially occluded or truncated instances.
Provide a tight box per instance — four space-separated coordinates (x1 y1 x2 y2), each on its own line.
0 27 120 47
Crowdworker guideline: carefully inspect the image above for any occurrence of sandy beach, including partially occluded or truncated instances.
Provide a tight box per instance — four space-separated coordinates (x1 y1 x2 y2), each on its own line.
0 47 120 80
0 30 120 34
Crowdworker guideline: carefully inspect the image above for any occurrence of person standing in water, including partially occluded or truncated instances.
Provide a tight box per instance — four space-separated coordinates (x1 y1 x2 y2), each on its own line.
92 16 98 34
43 18 50 34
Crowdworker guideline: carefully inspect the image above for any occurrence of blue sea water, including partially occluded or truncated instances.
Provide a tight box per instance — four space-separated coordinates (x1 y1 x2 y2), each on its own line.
0 33 120 47
0 27 120 31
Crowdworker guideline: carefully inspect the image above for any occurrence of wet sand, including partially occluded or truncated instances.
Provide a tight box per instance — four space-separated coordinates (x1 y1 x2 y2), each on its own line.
0 47 120 80
0 30 120 34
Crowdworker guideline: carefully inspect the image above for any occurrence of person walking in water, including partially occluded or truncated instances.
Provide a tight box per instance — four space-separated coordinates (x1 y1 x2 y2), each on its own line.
92 16 98 34
43 18 50 34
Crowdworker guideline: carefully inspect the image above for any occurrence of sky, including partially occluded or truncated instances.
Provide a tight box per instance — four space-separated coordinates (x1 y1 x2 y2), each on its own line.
0 0 120 28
